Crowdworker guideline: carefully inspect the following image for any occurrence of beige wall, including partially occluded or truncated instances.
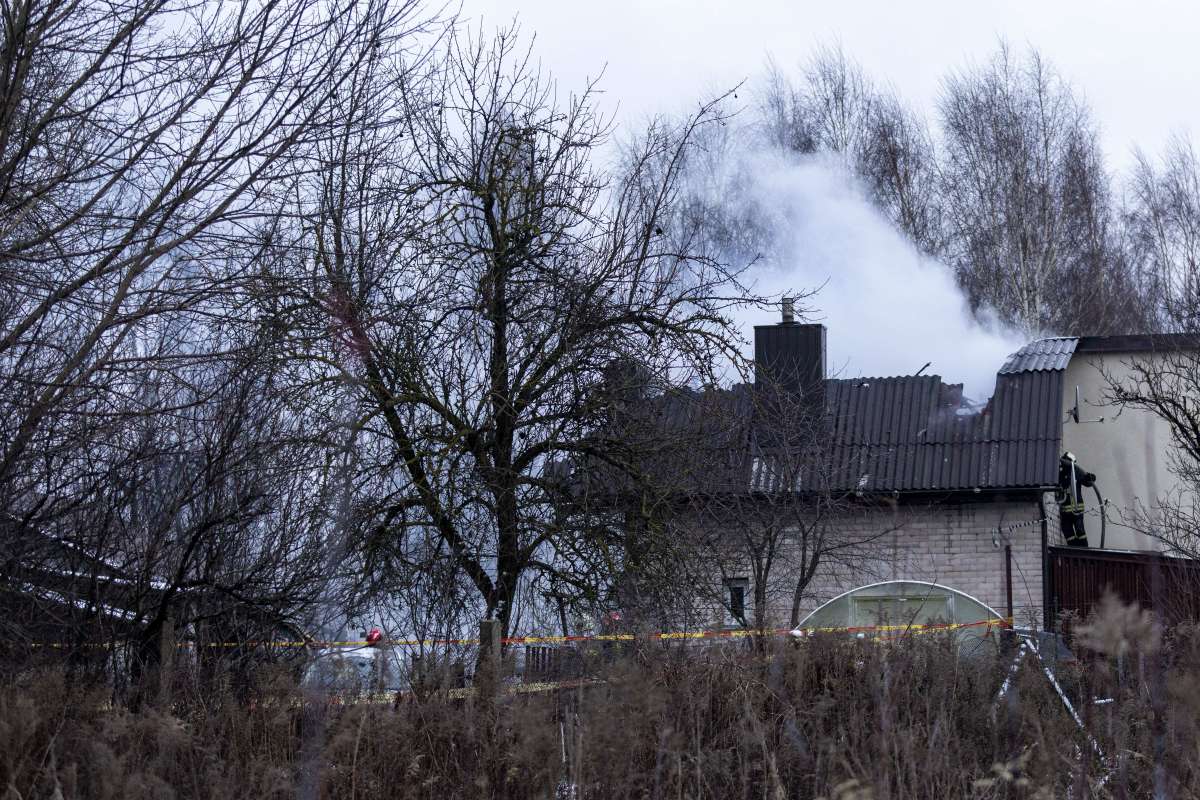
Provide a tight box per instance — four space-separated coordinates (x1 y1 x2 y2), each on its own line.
1061 352 1180 551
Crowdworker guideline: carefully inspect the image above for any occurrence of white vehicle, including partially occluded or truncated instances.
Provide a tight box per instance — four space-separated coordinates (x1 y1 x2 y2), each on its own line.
300 642 403 696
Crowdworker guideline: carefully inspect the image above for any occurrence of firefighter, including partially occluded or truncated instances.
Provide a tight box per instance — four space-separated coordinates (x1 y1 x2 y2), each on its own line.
1057 452 1096 547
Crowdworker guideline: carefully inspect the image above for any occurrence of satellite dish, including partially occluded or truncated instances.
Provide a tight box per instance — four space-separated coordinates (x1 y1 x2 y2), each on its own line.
1071 385 1105 424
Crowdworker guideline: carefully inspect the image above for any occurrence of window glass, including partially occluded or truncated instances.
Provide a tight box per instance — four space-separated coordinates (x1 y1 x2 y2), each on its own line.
729 585 745 618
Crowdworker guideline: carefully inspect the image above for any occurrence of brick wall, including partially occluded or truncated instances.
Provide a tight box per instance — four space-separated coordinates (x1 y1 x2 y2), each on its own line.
691 493 1064 631
691 493 1062 630
1044 491 1066 548
788 497 1052 629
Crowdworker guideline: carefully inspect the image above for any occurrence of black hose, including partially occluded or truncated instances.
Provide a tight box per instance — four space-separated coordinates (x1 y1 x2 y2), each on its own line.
1092 485 1107 549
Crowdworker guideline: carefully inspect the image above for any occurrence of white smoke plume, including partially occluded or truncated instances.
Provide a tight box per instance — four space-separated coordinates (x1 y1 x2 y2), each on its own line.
717 149 1026 402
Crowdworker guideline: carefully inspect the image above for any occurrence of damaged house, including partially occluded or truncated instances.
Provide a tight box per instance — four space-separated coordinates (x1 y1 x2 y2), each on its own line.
594 307 1200 633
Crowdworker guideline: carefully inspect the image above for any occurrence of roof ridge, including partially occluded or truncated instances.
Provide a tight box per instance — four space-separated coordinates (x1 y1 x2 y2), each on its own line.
826 374 942 383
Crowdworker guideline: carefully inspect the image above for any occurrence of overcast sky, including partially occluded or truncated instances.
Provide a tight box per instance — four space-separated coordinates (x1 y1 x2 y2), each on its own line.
461 0 1198 172
458 1 1200 395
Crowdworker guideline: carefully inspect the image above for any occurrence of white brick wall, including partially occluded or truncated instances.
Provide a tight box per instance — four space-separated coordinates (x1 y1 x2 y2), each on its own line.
686 494 1062 631
790 499 1049 629
1044 491 1067 547
698 497 1055 630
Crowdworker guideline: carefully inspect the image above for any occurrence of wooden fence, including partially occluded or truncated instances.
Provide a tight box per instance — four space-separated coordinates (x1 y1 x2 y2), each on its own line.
1047 545 1200 629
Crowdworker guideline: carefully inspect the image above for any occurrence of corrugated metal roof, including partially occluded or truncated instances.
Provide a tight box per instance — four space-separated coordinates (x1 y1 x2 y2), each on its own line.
751 330 1078 494
591 384 754 495
751 366 1065 493
998 338 1078 374
597 335 1074 497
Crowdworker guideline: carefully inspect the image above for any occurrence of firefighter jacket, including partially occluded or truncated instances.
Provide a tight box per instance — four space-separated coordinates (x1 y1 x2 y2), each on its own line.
1057 459 1096 515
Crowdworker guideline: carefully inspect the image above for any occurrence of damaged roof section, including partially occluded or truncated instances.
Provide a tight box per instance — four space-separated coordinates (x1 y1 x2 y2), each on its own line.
755 336 1076 494
810 362 1063 493
594 336 1076 500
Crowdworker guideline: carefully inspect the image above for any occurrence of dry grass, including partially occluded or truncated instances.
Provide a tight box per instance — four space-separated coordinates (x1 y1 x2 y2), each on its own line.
3 611 1199 798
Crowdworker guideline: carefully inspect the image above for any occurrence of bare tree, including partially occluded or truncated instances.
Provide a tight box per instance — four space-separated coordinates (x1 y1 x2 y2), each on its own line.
759 47 941 254
938 43 1142 336
0 0 429 532
275 26 761 637
855 91 943 255
0 0 439 688
760 45 875 159
1127 135 1200 330
692 479 896 629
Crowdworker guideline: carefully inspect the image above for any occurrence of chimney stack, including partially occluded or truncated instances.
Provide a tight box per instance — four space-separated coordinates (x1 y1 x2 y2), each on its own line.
754 320 825 397
754 311 826 434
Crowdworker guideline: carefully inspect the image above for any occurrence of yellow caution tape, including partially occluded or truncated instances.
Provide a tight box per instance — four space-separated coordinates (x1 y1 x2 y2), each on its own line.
791 617 1012 637
25 618 1011 650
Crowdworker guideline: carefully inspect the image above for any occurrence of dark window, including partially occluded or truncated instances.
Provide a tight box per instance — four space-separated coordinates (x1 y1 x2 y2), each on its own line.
729 583 746 619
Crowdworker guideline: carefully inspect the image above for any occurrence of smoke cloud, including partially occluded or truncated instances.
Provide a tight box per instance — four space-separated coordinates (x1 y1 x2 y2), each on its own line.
720 150 1025 401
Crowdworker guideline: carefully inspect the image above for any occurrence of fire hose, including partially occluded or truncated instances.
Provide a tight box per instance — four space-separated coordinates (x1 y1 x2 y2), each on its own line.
1093 484 1107 549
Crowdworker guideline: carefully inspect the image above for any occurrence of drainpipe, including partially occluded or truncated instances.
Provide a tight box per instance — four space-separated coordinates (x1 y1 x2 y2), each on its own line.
1039 493 1051 631
1005 544 1014 624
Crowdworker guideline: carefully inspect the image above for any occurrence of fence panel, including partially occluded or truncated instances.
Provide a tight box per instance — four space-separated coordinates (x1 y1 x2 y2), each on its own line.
1049 546 1200 628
